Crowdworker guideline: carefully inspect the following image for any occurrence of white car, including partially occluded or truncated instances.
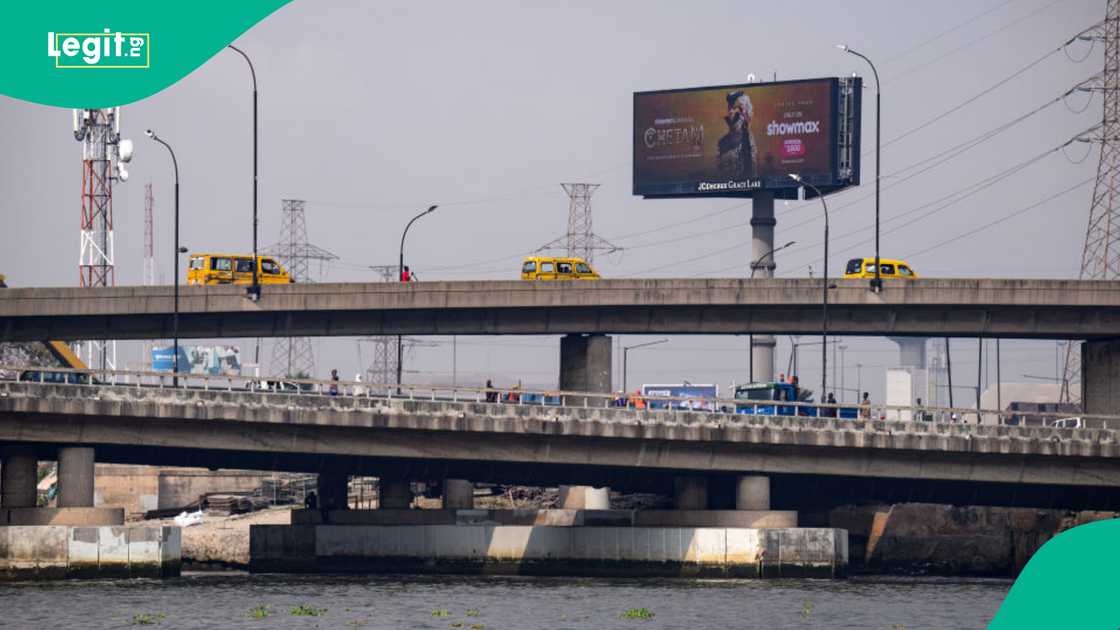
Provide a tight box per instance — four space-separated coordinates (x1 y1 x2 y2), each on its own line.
1049 417 1083 429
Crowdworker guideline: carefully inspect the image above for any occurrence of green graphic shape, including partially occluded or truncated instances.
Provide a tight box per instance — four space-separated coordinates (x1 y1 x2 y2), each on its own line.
988 518 1120 629
0 1 291 108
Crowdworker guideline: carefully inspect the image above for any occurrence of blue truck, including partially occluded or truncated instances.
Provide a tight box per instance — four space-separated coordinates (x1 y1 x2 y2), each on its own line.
734 382 857 419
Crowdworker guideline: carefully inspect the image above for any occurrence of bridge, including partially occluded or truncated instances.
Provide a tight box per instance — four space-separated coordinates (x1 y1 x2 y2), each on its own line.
2 378 1119 513
2 278 1119 341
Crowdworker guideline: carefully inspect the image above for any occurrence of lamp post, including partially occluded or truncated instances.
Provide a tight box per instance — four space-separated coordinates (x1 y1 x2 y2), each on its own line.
146 130 185 386
397 205 438 386
790 174 829 401
623 338 668 393
226 44 260 301
837 43 881 293
749 240 795 382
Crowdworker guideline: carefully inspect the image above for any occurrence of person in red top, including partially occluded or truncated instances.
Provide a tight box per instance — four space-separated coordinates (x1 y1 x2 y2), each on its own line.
400 266 415 282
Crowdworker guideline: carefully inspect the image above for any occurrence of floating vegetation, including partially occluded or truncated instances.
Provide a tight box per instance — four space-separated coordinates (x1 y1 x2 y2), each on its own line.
431 609 452 618
450 623 464 629
802 600 814 618
130 613 166 625
619 608 655 620
290 605 327 616
248 605 269 620
469 624 485 630
465 609 481 617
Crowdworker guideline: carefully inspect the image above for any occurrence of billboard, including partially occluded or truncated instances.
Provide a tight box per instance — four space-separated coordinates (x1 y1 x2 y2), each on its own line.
633 77 861 198
152 345 242 375
641 383 719 411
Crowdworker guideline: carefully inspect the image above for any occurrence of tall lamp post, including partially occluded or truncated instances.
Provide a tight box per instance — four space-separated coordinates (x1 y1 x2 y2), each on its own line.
623 338 668 393
748 240 795 382
397 205 438 386
146 130 186 386
227 44 260 301
790 174 829 401
837 43 881 293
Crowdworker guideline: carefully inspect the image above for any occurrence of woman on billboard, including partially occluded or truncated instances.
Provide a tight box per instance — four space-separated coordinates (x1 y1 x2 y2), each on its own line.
717 90 758 179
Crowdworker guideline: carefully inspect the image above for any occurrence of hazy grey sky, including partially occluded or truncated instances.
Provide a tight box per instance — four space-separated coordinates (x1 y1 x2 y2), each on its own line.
0 0 1103 403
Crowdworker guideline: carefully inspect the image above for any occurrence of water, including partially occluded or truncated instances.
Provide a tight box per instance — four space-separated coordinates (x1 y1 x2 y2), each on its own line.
0 573 1009 629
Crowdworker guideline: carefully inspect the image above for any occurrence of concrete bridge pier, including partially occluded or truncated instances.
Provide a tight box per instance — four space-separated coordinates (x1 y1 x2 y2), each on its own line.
736 475 770 511
559 333 613 509
674 476 709 510
442 479 474 509
317 471 349 511
57 447 95 508
379 479 412 509
1083 339 1120 415
1 446 38 508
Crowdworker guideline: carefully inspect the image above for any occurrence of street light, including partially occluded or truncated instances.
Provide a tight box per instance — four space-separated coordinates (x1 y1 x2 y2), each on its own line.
790 173 829 401
623 338 668 392
749 240 795 382
146 129 185 386
227 44 260 301
397 205 438 386
837 43 882 293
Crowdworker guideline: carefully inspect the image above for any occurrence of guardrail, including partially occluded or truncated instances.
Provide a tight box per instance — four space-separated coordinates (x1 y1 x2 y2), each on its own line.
1 364 1115 430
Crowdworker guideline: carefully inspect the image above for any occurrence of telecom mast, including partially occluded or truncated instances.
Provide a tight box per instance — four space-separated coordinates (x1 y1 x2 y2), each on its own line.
1062 0 1120 406
143 182 155 285
73 108 133 371
536 183 619 263
264 200 337 377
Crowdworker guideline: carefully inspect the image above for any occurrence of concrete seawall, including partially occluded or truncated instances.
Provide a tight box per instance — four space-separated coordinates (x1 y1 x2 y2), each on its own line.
251 524 847 578
0 525 181 580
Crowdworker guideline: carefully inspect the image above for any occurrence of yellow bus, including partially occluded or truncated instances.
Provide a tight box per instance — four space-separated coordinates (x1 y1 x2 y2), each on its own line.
521 256 601 281
187 254 293 286
842 257 919 280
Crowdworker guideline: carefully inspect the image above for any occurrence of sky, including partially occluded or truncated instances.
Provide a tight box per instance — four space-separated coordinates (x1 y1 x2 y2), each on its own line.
0 0 1104 405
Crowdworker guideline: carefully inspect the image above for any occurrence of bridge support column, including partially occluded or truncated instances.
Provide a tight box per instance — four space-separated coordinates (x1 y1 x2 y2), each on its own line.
749 191 777 383
379 479 412 509
1 446 38 508
735 475 770 511
317 472 349 511
673 476 709 510
57 447 95 508
442 479 474 509
559 333 613 510
558 485 610 510
1083 339 1120 415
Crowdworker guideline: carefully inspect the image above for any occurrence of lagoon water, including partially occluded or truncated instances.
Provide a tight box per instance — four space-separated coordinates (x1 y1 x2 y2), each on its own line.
0 573 1009 629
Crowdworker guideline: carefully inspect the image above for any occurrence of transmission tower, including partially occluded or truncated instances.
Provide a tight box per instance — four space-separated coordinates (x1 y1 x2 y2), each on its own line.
73 108 133 370
536 183 619 263
362 265 399 389
264 200 338 377
1062 1 1120 406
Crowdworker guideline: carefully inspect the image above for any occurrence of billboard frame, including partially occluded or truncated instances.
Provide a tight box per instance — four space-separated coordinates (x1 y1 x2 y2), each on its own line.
633 76 862 200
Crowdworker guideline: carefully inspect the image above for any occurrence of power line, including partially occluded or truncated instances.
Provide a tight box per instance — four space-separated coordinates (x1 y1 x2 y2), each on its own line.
881 0 1018 65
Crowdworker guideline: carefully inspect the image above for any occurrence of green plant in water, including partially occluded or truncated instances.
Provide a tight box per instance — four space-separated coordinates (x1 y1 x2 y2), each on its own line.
290 605 326 616
450 623 464 629
619 608 655 620
431 609 452 618
465 609 481 617
469 624 485 630
130 613 166 625
248 605 269 620
802 600 813 618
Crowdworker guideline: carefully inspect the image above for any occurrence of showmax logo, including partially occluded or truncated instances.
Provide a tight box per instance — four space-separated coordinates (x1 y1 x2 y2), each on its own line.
47 29 150 68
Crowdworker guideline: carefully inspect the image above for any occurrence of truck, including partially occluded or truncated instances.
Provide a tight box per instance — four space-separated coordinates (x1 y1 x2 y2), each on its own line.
640 383 719 411
733 382 858 419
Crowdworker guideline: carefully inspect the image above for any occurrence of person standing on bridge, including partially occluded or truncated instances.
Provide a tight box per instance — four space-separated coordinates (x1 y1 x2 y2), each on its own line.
859 392 871 419
329 369 339 396
400 266 416 282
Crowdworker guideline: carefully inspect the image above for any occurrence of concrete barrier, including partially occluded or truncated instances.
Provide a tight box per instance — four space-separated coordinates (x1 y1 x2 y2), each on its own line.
289 508 797 528
0 507 124 526
0 525 180 580
251 524 846 578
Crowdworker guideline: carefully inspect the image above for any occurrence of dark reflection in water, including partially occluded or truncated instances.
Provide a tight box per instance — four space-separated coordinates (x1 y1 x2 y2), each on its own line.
0 572 1009 629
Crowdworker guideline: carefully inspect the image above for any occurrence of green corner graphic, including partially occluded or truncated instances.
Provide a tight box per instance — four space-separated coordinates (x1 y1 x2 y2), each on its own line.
988 518 1120 629
0 1 291 108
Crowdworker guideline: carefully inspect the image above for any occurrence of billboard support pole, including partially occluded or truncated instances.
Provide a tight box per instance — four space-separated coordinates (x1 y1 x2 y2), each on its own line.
750 192 776 383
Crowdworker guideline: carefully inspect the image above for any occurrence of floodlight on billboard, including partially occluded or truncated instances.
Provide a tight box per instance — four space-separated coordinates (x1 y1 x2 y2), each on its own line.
633 77 861 199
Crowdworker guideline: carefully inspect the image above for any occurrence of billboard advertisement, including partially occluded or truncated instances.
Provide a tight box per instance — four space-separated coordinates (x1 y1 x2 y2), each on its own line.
641 384 719 411
633 77 861 198
152 345 242 375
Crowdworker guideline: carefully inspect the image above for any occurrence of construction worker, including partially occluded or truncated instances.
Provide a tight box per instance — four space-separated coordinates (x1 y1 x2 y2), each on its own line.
628 389 646 410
